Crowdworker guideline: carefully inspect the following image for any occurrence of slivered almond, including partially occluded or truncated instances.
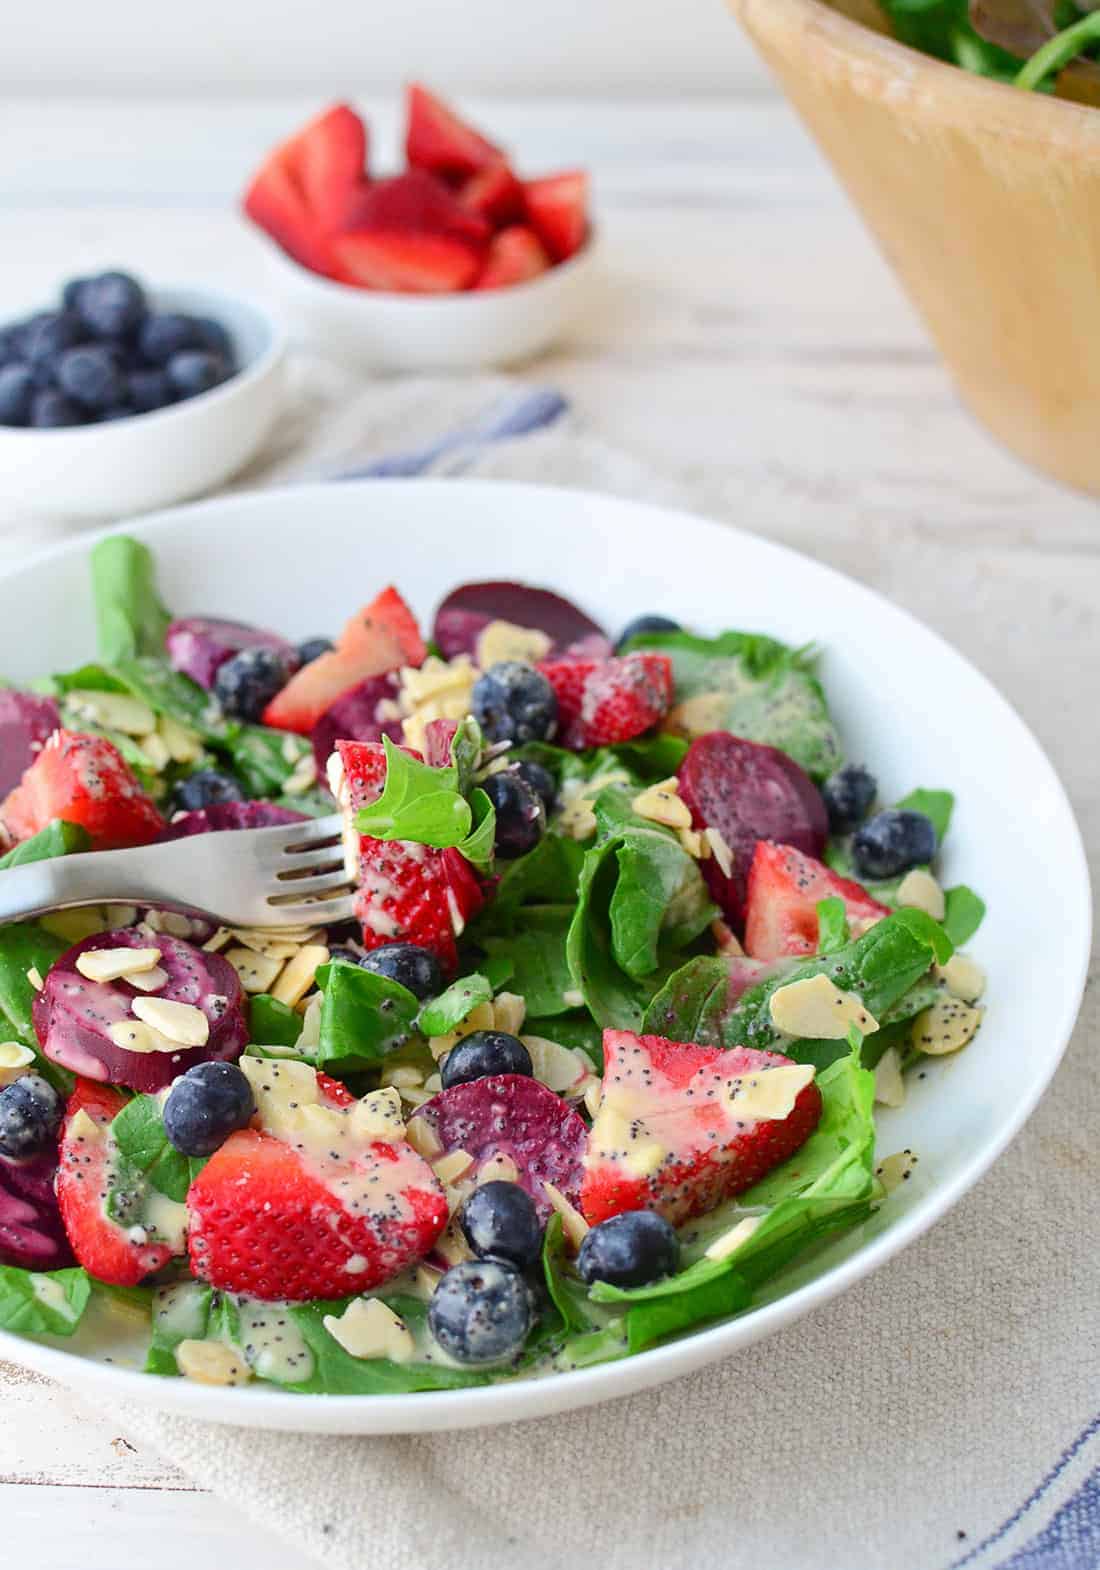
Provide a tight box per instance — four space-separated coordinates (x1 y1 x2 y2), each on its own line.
769 973 878 1039
25 967 44 992
323 1298 415 1363
876 1149 918 1193
433 1149 475 1185
475 619 552 669
131 997 210 1047
704 1215 761 1262
138 730 171 772
476 1152 519 1185
0 1042 35 1086
896 868 946 920
407 1118 443 1161
873 1046 906 1108
911 997 981 1056
107 1019 178 1055
631 778 692 830
271 944 330 1008
542 1181 589 1250
75 946 162 984
225 947 283 994
158 712 203 764
176 1339 251 1386
934 953 986 1003
126 965 169 994
679 827 709 859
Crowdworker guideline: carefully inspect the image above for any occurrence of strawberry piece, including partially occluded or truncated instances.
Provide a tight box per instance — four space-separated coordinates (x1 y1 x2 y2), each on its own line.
242 102 367 276
744 842 890 961
405 83 502 182
339 170 489 246
580 1030 823 1228
316 1071 355 1107
0 691 60 796
56 1081 178 1286
242 157 342 278
332 231 482 293
538 652 673 749
1 730 164 851
458 162 525 227
187 1124 447 1301
475 225 551 291
263 585 422 733
523 171 589 262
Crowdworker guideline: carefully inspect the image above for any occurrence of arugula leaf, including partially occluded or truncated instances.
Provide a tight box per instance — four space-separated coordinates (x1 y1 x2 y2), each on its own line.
0 922 72 1095
625 628 843 781
0 820 89 871
278 1297 491 1393
417 973 492 1037
249 993 303 1049
108 1095 204 1203
943 885 987 947
355 736 496 870
90 536 172 665
816 896 850 954
313 960 420 1074
0 1265 92 1337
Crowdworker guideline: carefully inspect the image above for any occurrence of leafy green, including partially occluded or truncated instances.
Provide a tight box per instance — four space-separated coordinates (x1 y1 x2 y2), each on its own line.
473 833 585 927
525 1010 604 1061
417 973 492 1036
0 922 71 1094
608 734 690 778
542 1215 602 1334
625 628 842 781
896 786 954 843
480 906 577 1018
90 536 172 665
108 1095 204 1203
0 1266 92 1337
1014 5 1100 86
276 1297 490 1394
0 820 89 871
145 1282 214 1375
355 736 496 870
227 724 311 797
879 0 1031 78
816 896 850 954
313 960 420 1074
248 993 303 1049
943 885 987 946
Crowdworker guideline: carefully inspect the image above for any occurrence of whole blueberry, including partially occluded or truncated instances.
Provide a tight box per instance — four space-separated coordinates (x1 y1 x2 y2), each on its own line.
576 1209 680 1289
428 1258 533 1365
0 364 34 426
460 1181 543 1270
97 405 135 422
0 326 22 366
822 763 878 836
510 758 556 814
172 769 245 813
482 770 545 860
30 389 85 428
358 941 442 1002
167 350 228 400
614 613 681 653
213 647 293 722
138 312 201 365
163 1061 255 1157
296 637 335 666
0 1074 62 1160
61 276 90 313
127 367 174 414
440 1030 533 1090
851 808 937 881
192 316 234 363
471 661 557 746
75 271 146 338
56 344 126 412
21 310 85 367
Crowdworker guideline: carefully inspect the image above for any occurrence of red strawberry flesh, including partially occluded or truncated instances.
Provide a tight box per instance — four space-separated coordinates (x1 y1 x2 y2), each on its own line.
538 651 673 749
0 692 60 797
1 730 164 851
405 83 502 182
744 841 889 960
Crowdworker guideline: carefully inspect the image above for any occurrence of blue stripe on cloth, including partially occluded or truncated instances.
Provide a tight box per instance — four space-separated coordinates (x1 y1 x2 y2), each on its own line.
332 387 569 480
947 1416 1100 1570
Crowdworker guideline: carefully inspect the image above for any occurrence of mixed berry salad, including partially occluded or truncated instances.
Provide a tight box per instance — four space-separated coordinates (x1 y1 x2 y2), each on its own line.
0 536 987 1393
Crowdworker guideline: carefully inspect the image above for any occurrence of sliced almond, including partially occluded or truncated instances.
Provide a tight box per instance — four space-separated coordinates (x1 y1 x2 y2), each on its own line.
433 1148 475 1185
666 691 728 737
407 1117 443 1161
131 996 210 1047
107 1019 177 1055
876 1149 919 1193
0 1041 35 1087
67 1107 103 1143
896 868 946 921
935 953 986 1003
476 1152 519 1185
704 1215 761 1262
728 1062 816 1122
138 730 171 772
631 779 692 830
705 827 734 880
678 827 709 859
542 1181 589 1250
873 1045 906 1108
66 689 156 736
25 966 44 992
522 1035 590 1095
225 947 283 994
158 712 203 764
911 997 982 1056
176 1339 251 1386
202 927 232 954
283 752 318 797
769 973 879 1039
346 1088 406 1143
475 619 552 669
562 988 585 1009
583 1076 603 1120
75 946 162 984
492 991 527 1037
271 944 330 1008
436 1214 474 1267
323 1298 415 1363
126 965 169 994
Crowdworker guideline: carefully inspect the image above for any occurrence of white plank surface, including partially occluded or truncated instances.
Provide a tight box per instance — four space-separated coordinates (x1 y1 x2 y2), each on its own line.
1 95 1095 1569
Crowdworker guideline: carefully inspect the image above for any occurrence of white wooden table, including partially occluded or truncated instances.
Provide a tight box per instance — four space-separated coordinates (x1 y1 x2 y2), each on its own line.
2 93 1096 1569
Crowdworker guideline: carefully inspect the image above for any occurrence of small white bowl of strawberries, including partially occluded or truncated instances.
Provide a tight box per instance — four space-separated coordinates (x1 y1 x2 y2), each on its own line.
243 85 596 371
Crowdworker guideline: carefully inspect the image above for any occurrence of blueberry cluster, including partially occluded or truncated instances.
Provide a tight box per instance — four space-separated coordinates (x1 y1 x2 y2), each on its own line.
0 272 236 429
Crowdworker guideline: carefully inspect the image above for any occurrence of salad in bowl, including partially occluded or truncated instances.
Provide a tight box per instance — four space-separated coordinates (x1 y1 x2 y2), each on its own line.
0 535 986 1395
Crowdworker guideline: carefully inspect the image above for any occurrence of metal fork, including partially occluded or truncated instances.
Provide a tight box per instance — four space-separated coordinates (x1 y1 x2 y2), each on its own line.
0 813 356 930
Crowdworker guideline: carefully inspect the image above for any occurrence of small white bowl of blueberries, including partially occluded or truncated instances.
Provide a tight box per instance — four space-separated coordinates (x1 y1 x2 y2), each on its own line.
0 271 286 519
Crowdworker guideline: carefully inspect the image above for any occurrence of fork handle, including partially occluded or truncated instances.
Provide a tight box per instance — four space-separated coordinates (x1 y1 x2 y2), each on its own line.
0 844 204 925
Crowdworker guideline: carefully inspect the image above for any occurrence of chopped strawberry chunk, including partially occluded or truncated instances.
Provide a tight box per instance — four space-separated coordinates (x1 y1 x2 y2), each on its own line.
743 842 890 960
475 225 551 290
1 730 164 851
332 231 483 293
340 170 489 246
340 584 426 668
524 171 589 262
242 103 368 276
458 161 525 227
405 83 502 182
538 652 672 749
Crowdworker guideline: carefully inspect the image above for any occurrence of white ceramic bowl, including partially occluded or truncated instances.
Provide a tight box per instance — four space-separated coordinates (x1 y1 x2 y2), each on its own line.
260 231 597 370
0 480 1089 1434
0 287 286 520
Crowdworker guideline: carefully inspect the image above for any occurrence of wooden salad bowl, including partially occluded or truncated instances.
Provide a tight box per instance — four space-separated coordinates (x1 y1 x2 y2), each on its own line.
729 0 1100 496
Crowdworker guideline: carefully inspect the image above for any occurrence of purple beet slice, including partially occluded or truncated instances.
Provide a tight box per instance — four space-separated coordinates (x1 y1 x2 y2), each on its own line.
159 800 308 841
433 581 606 660
678 732 828 928
0 1150 73 1271
0 691 60 796
34 928 248 1093
407 1074 587 1222
165 616 299 691
310 671 403 774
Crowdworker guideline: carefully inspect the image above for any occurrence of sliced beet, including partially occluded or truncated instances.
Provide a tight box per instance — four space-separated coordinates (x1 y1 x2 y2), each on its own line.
159 800 308 841
407 1073 587 1222
433 581 606 660
0 691 60 796
678 732 828 928
310 671 403 774
34 928 248 1093
165 616 299 691
0 1149 73 1271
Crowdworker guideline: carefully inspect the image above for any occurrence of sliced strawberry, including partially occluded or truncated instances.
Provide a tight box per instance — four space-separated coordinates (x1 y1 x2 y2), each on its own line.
0 691 60 797
537 652 672 749
263 586 421 733
339 170 489 247
242 157 342 278
316 1071 355 1107
295 103 368 229
475 225 551 290
743 842 890 961
458 161 525 227
524 171 589 262
1 730 164 850
579 1030 823 1228
405 83 502 182
332 231 483 293
56 1081 178 1286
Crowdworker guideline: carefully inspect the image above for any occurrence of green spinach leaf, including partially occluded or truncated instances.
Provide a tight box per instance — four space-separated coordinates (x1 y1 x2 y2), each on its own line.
417 973 492 1037
0 1265 92 1337
248 993 303 1049
108 1094 204 1202
816 896 850 954
0 820 89 871
279 1297 491 1393
355 736 496 869
943 885 987 946
314 960 420 1074
480 906 577 1018
0 922 71 1094
90 536 172 665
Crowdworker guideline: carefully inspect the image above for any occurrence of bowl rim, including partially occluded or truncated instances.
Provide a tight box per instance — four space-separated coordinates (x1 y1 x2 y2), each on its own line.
0 476 1090 1433
0 283 287 441
738 0 1100 143
258 224 598 308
